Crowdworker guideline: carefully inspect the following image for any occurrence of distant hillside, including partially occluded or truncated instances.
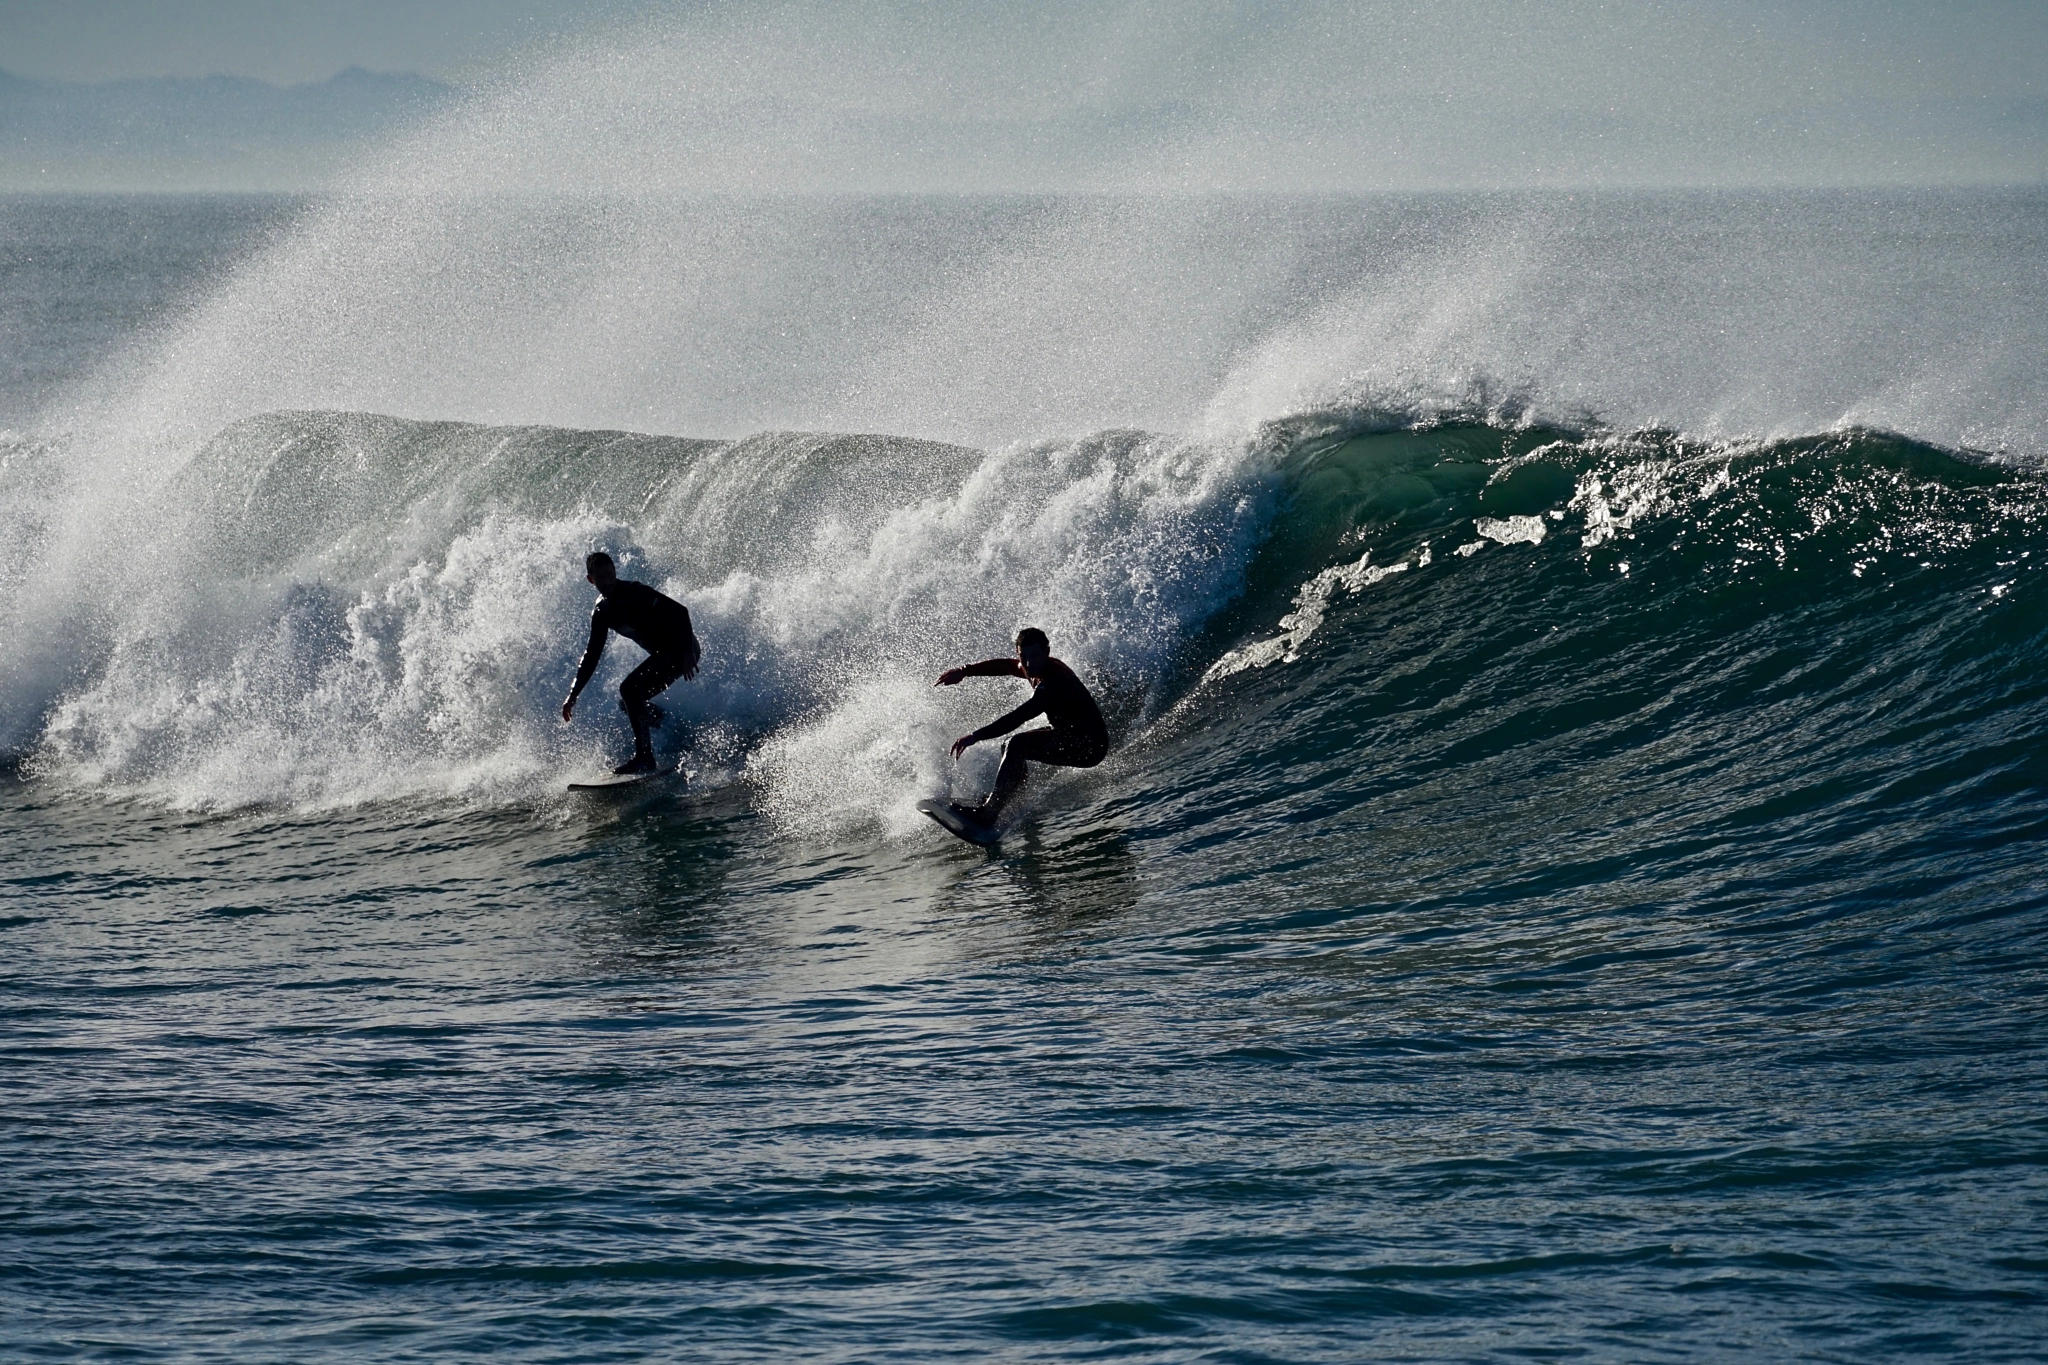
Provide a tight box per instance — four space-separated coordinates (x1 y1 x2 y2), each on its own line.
0 67 466 191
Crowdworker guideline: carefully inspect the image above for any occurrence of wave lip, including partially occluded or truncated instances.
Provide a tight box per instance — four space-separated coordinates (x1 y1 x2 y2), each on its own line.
1196 414 2039 682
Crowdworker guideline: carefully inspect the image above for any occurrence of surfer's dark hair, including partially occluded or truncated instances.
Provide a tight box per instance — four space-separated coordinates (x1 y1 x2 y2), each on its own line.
1015 627 1049 653
586 551 615 576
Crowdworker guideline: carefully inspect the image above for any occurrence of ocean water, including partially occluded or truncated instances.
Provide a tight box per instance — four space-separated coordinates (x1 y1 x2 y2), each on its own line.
4 182 2048 1363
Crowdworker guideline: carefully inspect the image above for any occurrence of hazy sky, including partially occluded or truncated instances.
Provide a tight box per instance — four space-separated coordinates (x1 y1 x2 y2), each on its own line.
0 0 2039 93
0 0 641 84
1 0 2043 188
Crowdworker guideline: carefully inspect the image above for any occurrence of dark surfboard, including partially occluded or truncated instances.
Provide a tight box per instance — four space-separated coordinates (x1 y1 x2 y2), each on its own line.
917 798 1000 846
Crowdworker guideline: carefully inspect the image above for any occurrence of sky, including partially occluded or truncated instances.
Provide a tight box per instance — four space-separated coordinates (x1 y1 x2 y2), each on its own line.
0 0 2041 97
0 0 2043 189
0 0 644 84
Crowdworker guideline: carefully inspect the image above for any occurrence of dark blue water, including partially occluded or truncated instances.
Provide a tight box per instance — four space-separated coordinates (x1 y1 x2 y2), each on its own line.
5 193 2048 1361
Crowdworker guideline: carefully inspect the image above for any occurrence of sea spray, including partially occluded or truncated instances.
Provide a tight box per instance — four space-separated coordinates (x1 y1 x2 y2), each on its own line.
20 412 1279 818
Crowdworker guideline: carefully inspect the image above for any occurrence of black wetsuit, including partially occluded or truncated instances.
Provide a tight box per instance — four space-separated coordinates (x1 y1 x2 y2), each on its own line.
956 656 1108 817
573 579 700 761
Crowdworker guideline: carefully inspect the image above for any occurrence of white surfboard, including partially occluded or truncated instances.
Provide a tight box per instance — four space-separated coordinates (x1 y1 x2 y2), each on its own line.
567 766 685 792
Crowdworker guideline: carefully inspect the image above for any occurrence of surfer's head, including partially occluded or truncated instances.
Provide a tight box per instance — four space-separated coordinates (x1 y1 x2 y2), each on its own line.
585 551 618 589
1014 627 1051 676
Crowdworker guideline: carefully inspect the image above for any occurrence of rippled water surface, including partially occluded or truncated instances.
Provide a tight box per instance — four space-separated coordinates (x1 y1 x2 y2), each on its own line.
7 704 2046 1361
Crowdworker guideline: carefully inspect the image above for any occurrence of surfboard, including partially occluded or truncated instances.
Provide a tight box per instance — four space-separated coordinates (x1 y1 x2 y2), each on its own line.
567 766 685 792
917 798 999 846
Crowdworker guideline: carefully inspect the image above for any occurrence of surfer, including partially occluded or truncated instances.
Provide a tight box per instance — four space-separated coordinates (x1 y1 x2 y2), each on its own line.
936 628 1108 824
561 551 701 774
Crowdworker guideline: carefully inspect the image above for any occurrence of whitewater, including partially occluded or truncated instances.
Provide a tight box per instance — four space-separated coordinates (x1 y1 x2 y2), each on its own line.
3 28 2047 1363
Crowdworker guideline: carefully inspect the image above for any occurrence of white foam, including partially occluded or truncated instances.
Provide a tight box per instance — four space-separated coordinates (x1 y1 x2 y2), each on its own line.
21 419 1278 823
1203 548 1417 682
32 512 621 809
1475 514 1548 546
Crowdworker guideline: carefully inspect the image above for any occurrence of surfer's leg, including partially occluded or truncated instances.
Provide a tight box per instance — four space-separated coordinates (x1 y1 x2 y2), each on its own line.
974 729 1106 821
977 742 1033 819
618 653 691 769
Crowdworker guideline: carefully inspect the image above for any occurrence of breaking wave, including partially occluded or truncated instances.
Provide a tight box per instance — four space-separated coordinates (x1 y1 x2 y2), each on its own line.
5 403 2041 850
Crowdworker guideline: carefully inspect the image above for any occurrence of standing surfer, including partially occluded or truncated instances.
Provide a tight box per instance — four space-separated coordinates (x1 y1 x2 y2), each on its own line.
561 551 701 775
936 628 1108 825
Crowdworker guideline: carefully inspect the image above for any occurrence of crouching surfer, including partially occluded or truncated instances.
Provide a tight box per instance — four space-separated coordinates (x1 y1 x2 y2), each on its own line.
561 551 700 775
936 627 1108 828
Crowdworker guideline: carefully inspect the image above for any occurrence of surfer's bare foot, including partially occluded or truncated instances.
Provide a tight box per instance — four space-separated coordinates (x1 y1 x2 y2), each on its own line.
614 754 658 775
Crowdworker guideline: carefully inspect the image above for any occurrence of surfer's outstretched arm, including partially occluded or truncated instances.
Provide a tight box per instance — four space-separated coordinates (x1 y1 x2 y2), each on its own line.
935 657 1024 686
561 616 609 721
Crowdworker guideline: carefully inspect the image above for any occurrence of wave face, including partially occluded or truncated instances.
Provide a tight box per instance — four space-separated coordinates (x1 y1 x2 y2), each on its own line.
8 404 2043 854
1156 420 2048 896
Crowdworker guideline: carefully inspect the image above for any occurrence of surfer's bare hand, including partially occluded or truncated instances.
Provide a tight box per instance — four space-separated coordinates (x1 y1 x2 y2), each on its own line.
950 734 975 759
561 697 576 722
936 668 965 686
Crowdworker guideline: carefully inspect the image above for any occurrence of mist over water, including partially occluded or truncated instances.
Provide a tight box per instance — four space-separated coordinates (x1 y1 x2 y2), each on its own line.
5 7 2048 1361
28 4 2048 449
